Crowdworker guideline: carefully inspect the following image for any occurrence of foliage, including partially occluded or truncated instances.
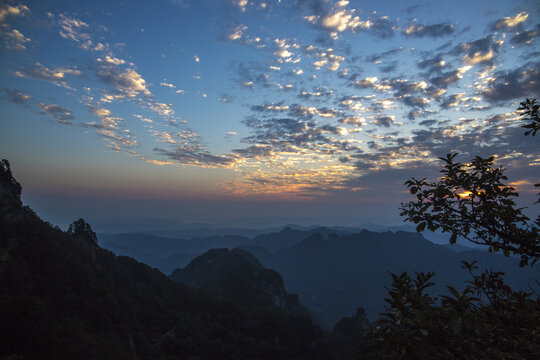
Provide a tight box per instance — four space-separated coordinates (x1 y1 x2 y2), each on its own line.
369 262 540 359
332 307 372 360
365 99 540 359
400 153 539 266
519 98 540 136
67 218 98 246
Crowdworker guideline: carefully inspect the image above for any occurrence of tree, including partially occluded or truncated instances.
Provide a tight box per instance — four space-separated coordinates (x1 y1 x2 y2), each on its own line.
363 99 540 359
400 153 539 266
68 218 98 246
369 262 540 359
399 98 540 266
519 98 540 136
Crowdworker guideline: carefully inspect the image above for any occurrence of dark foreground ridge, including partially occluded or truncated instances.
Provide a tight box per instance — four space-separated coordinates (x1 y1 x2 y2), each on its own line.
0 160 333 359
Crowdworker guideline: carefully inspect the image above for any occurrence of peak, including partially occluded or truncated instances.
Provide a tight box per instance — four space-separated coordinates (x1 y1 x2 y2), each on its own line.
297 233 327 247
0 159 23 221
280 226 296 233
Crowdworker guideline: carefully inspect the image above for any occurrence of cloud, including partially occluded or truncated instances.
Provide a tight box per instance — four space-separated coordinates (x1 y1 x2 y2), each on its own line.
96 63 151 98
160 81 176 88
233 61 272 88
149 102 174 116
440 93 465 109
38 102 75 125
454 36 501 66
419 119 437 127
510 25 539 46
58 14 95 50
154 146 236 167
492 11 528 31
4 29 30 50
304 2 396 39
1 88 31 107
366 47 404 63
298 86 334 100
233 144 274 159
429 65 471 88
15 63 82 87
98 55 126 65
373 115 394 127
403 22 455 38
227 25 247 40
222 162 353 198
417 54 447 73
241 108 357 159
481 62 540 104
84 106 138 148
231 0 249 12
0 4 30 24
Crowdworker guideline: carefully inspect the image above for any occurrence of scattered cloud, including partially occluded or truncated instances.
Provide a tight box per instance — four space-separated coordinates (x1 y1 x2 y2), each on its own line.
15 63 82 87
481 62 540 103
373 115 395 127
492 11 528 31
160 81 176 88
38 102 75 125
455 36 501 66
510 25 539 45
1 87 31 107
96 63 151 98
228 25 247 40
4 29 30 50
155 145 236 167
403 22 455 38
304 1 396 39
0 4 30 24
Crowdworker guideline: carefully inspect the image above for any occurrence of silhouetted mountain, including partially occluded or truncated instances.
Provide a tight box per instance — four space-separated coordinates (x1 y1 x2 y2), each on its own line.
0 160 333 360
99 226 356 274
241 230 536 328
171 248 303 312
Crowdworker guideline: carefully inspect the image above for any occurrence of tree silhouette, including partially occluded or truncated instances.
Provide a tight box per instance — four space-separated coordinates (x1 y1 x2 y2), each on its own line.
400 153 539 266
399 98 540 266
363 99 540 359
519 98 540 136
68 218 98 246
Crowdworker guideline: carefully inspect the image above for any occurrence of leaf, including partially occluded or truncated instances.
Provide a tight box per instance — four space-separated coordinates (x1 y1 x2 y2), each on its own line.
416 222 426 232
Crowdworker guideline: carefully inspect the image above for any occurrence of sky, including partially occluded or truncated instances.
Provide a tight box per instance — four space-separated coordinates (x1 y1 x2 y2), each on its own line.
0 0 539 230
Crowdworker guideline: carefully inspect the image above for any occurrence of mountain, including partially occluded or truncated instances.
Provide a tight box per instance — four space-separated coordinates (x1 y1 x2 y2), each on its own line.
170 248 303 313
0 160 333 360
99 225 359 274
240 230 537 328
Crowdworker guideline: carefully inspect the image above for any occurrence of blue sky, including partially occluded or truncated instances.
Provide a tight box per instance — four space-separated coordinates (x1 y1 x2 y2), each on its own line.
1 0 539 229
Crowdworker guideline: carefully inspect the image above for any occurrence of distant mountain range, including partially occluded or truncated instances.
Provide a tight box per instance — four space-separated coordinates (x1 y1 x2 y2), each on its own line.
99 226 355 273
240 231 535 327
100 226 536 329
